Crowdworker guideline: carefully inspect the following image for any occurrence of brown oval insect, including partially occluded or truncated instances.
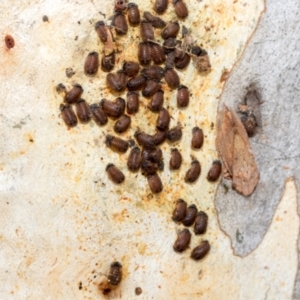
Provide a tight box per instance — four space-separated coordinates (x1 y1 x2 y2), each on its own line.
177 85 189 107
143 12 166 28
128 3 141 26
122 61 140 77
84 52 99 76
169 148 182 170
134 129 156 149
142 80 161 98
172 199 187 222
115 0 127 11
141 160 159 176
75 99 91 123
5 34 15 49
141 66 164 80
140 20 154 41
191 241 210 260
207 160 222 182
90 104 108 126
147 173 163 193
175 52 190 69
101 97 125 118
173 228 191 252
106 164 125 184
148 90 164 112
95 21 108 43
153 130 167 146
114 114 131 133
108 261 122 285
150 43 166 65
64 84 83 104
138 42 152 66
101 52 115 72
127 75 147 91
106 71 127 92
127 147 141 171
135 287 142 295
182 204 198 226
161 21 180 39
142 148 162 163
154 0 168 14
113 12 128 35
163 38 177 53
126 91 139 114
164 67 180 89
173 0 188 18
166 123 182 142
156 108 170 131
185 159 201 183
60 104 78 127
194 211 208 235
106 135 129 153
191 127 204 149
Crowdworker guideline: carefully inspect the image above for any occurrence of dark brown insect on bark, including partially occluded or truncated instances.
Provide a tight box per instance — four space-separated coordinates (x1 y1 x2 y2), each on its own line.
127 75 147 91
106 71 127 92
115 0 127 11
185 159 201 183
173 228 191 252
140 20 154 42
127 3 141 26
148 90 164 112
106 165 125 184
113 11 128 35
142 148 162 163
150 42 166 65
173 0 188 19
126 91 139 114
101 52 116 72
172 199 187 222
105 135 129 153
169 148 182 170
90 104 108 126
64 84 83 104
84 52 99 76
142 80 161 98
147 173 163 193
156 108 170 131
164 67 180 89
154 0 168 14
166 123 182 142
127 147 141 171
75 99 91 123
143 12 166 28
191 241 210 261
194 211 208 235
114 114 131 133
175 52 190 69
60 104 78 127
207 160 222 182
134 129 156 149
191 127 204 149
122 61 140 77
141 160 159 176
163 38 177 53
95 21 108 43
161 21 180 39
141 66 164 80
182 204 198 226
153 130 167 146
5 35 15 49
135 287 142 295
101 97 125 119
108 261 122 286
177 85 189 108
138 42 152 66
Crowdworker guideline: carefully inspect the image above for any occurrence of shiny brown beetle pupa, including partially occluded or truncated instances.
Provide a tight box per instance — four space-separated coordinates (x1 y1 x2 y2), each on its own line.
95 21 108 43
101 97 125 118
5 35 15 49
128 3 141 26
106 164 125 184
115 0 127 11
114 114 131 133
207 160 222 182
60 104 78 127
138 42 152 66
194 211 208 235
147 173 163 193
140 20 154 42
126 91 139 114
113 11 128 35
127 75 147 91
153 130 167 146
182 204 198 226
185 159 201 183
154 0 168 14
177 85 189 107
175 52 190 69
156 108 170 131
166 123 182 142
84 52 99 76
106 135 129 153
101 52 115 72
108 261 122 286
75 99 91 123
127 147 141 171
142 80 161 98
172 199 187 222
106 71 127 92
173 228 191 252
191 126 204 149
161 21 180 39
64 84 83 104
90 104 108 126
150 43 166 65
169 148 182 170
148 90 164 112
173 0 188 19
164 67 180 89
143 12 166 28
122 61 140 77
141 65 164 80
134 129 156 149
191 241 210 260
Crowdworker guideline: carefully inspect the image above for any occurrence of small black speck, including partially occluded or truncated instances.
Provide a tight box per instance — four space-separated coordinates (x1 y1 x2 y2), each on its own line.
29 138 34 143
42 15 49 22
78 281 82 290
74 36 78 41
78 21 81 25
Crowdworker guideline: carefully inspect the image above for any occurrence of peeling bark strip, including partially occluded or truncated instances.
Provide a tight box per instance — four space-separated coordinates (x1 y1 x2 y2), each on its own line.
216 105 260 196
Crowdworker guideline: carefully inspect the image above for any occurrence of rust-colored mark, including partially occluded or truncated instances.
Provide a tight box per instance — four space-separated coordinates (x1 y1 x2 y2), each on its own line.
5 35 15 49
220 69 229 82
